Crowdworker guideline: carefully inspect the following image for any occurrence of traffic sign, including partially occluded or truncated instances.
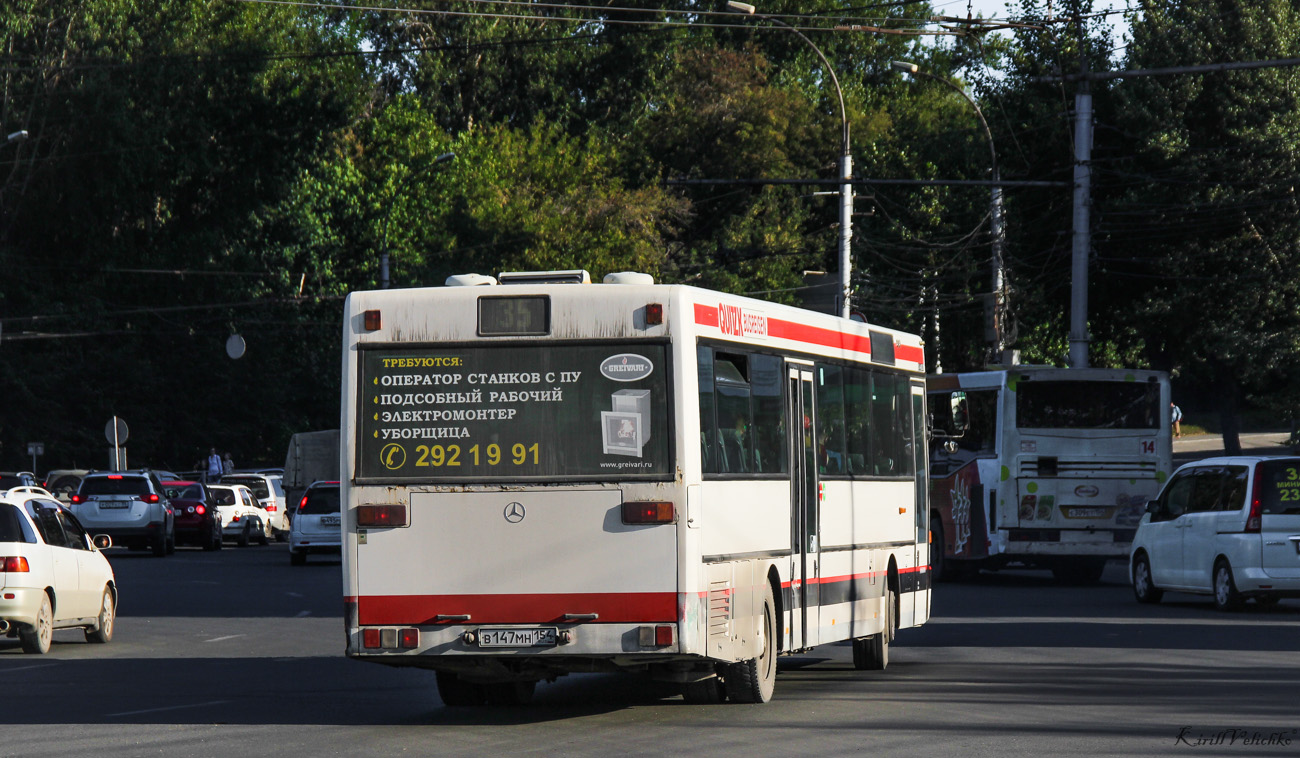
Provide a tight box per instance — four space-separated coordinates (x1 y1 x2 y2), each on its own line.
105 416 129 445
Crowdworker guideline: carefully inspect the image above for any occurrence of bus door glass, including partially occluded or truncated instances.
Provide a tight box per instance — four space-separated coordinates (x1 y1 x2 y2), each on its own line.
910 380 930 624
786 364 820 649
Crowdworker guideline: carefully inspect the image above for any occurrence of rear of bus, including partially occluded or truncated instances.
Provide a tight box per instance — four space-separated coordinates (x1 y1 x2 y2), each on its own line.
340 280 688 701
999 368 1171 580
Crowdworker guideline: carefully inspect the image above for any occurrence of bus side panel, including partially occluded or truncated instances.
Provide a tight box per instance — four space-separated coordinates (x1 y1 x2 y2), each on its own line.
930 462 990 562
697 481 791 559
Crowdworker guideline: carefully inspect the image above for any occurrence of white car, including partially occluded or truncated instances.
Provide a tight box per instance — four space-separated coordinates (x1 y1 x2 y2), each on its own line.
1131 456 1300 610
219 473 289 538
1 487 117 653
289 481 340 565
208 484 271 547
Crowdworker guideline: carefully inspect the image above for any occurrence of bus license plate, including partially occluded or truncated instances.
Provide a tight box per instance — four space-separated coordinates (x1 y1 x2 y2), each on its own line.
478 627 558 648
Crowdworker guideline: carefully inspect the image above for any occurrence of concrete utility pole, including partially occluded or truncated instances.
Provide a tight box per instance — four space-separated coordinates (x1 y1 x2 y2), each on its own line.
1069 89 1092 369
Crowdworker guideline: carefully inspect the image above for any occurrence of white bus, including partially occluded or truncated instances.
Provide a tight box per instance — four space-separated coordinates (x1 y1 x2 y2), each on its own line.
927 367 1172 583
339 270 931 705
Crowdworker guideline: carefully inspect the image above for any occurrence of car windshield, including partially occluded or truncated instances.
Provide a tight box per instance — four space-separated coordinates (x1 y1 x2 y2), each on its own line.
222 477 270 499
209 488 237 507
0 503 33 543
299 487 339 515
79 476 150 496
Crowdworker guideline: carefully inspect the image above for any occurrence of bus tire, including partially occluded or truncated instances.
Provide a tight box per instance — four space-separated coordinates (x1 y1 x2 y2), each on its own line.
853 591 893 671
1052 559 1106 585
681 676 726 704
724 583 776 704
932 518 954 582
436 671 487 707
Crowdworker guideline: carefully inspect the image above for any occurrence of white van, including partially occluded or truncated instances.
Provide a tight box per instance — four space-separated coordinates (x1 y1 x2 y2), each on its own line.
1131 456 1300 609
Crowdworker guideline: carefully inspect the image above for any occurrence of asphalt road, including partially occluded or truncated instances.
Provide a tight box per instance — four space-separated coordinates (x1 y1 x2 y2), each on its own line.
4 539 1298 758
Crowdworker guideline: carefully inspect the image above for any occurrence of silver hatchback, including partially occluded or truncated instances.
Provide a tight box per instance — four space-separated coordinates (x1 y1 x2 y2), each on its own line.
288 481 340 566
1131 456 1300 610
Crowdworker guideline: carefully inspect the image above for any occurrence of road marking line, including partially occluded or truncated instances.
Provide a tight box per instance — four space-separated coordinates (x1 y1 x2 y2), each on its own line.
205 634 247 642
1 663 59 673
109 700 229 718
296 610 311 617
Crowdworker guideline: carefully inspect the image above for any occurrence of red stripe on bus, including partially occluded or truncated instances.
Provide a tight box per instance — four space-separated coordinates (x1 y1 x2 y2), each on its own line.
356 592 679 625
693 305 922 365
779 566 930 588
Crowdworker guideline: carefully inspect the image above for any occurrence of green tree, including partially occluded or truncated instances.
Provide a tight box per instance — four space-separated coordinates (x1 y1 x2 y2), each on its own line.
1110 0 1300 452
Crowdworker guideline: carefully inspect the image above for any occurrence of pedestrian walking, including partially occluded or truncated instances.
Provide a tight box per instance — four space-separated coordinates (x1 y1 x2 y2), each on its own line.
222 452 235 475
1170 402 1183 438
207 447 223 482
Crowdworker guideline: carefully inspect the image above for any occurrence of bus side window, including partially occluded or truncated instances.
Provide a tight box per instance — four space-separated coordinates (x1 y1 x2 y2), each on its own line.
816 364 847 475
749 354 786 475
844 367 872 476
698 346 719 474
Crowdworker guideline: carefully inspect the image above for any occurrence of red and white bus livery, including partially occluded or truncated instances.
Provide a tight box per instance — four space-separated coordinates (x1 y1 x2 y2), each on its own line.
340 270 931 704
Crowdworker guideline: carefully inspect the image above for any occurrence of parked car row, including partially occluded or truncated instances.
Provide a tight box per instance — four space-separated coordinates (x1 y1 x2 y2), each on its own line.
1 486 116 654
1 474 342 655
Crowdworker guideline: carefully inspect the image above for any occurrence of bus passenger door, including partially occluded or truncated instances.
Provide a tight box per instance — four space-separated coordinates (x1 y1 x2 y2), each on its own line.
787 365 820 650
909 380 930 625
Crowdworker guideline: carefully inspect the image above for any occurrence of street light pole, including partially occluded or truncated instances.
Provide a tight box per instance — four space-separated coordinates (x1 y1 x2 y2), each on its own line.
379 151 456 289
727 2 853 318
892 61 1008 363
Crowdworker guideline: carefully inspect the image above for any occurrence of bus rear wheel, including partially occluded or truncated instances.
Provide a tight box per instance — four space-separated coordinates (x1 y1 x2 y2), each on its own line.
724 584 776 703
853 590 893 671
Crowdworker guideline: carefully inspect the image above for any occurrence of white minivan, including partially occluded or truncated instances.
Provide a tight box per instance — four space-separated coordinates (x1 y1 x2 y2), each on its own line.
1131 456 1300 610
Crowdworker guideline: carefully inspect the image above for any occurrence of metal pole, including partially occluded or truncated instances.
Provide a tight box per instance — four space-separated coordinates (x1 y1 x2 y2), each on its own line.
1069 91 1092 368
728 2 852 317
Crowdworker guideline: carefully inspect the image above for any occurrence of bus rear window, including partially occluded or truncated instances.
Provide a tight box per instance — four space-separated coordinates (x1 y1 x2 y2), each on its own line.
1015 380 1160 430
356 343 672 481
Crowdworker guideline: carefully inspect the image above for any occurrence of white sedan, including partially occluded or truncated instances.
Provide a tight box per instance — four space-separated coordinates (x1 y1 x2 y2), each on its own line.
1 487 117 654
208 484 270 547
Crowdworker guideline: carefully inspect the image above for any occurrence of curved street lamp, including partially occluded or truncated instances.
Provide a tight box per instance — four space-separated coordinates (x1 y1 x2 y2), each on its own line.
727 1 854 318
892 61 1008 361
379 151 456 289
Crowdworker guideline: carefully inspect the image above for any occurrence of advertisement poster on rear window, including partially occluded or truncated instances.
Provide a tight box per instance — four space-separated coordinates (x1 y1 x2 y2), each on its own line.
356 343 672 481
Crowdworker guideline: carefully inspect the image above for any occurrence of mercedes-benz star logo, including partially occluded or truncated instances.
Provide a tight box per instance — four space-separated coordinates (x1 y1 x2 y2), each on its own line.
503 502 526 524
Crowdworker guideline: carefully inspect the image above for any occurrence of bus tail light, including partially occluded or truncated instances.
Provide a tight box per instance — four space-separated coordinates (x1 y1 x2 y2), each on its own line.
362 627 419 650
357 504 408 528
1246 465 1265 532
622 501 675 525
364 309 382 331
645 303 663 325
639 624 674 647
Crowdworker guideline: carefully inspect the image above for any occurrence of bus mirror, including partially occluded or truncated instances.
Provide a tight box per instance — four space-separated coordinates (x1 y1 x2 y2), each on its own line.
943 440 959 455
950 392 970 433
